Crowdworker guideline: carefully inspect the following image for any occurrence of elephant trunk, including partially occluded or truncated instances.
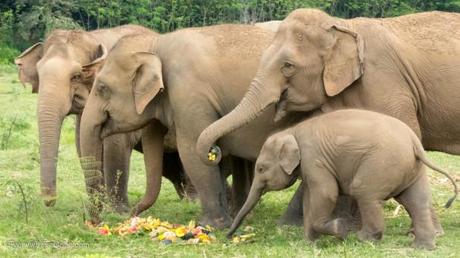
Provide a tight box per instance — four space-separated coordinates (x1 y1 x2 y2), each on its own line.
80 97 106 223
131 121 166 216
37 80 72 206
196 79 280 165
227 182 264 237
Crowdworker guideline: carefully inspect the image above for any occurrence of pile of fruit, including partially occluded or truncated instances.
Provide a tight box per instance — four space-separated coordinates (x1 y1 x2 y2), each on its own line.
91 217 216 245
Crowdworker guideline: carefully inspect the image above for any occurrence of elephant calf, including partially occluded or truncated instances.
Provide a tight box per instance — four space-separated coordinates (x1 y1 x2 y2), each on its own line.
228 109 457 250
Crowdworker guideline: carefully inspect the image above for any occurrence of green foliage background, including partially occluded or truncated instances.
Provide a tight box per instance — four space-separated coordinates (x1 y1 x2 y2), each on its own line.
1 0 460 63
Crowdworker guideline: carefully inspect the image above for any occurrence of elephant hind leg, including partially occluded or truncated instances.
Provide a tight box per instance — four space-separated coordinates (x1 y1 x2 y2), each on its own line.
229 157 253 217
395 174 436 250
355 199 384 242
163 151 198 200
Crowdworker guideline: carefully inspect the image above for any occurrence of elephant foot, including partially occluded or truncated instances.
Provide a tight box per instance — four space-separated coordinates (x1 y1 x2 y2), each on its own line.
407 227 443 238
432 222 444 237
199 214 232 229
357 229 383 242
113 202 130 215
107 196 130 214
412 239 436 250
329 218 350 240
42 193 57 207
44 198 56 207
304 228 320 242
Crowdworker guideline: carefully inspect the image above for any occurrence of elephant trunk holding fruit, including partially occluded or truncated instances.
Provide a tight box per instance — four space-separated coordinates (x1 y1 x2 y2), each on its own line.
77 24 308 227
197 9 460 167
228 110 458 249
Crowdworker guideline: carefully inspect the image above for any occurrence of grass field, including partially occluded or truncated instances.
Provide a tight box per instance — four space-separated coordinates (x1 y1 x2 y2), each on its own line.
0 64 459 257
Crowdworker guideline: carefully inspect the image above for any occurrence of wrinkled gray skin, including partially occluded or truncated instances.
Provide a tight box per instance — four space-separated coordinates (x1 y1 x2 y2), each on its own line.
229 109 457 250
197 9 460 226
15 26 195 212
78 25 311 227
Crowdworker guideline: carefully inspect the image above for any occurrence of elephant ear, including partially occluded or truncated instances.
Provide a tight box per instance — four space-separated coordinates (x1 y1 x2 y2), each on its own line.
81 44 107 85
132 52 164 114
323 25 364 97
279 134 300 175
14 42 43 93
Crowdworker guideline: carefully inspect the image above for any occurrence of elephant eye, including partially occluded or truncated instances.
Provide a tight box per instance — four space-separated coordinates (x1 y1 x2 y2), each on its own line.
97 83 110 98
257 165 265 174
71 73 82 82
283 62 293 68
281 62 296 77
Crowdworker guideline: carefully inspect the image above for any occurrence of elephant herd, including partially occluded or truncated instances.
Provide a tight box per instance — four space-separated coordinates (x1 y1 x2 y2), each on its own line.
15 8 460 249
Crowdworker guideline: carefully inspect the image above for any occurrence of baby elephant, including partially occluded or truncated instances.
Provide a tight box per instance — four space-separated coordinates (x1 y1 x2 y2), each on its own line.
228 109 457 250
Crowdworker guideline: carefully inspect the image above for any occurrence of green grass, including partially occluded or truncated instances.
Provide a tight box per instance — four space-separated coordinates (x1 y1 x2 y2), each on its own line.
0 64 459 257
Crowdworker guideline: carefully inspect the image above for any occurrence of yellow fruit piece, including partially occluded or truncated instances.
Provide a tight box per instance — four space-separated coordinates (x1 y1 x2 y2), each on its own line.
198 233 211 243
160 221 173 228
188 220 196 230
175 227 187 237
240 233 256 240
151 218 161 228
208 153 216 161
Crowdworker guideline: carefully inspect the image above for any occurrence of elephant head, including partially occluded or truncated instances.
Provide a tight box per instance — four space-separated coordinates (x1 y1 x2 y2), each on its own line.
227 133 300 236
196 9 363 165
15 30 107 206
79 34 167 219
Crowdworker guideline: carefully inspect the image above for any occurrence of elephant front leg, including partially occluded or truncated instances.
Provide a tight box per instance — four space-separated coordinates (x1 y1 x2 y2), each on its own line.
281 183 362 230
278 182 304 226
176 133 231 229
306 171 349 240
103 134 132 214
162 151 199 200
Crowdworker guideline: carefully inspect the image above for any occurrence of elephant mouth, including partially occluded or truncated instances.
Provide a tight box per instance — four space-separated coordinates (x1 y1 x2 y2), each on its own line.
70 101 85 114
287 173 299 187
70 95 87 114
100 120 113 139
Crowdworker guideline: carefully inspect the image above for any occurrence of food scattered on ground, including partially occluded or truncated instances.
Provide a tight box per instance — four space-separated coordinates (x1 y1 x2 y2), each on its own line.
231 226 256 243
87 217 216 244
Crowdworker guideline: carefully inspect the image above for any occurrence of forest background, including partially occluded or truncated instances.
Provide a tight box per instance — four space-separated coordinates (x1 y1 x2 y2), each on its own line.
1 0 460 64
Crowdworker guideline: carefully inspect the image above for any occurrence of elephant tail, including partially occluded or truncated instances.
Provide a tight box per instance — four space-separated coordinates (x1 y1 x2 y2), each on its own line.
412 139 458 208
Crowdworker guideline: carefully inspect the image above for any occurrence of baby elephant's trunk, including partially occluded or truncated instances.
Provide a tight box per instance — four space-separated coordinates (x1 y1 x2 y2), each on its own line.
413 144 458 208
227 184 263 238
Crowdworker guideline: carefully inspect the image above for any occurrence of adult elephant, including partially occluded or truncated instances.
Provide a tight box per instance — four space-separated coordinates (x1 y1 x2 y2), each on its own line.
196 9 460 222
15 25 194 212
78 24 311 227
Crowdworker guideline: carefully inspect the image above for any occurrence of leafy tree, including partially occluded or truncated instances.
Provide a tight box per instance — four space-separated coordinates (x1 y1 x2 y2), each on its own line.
0 0 459 55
